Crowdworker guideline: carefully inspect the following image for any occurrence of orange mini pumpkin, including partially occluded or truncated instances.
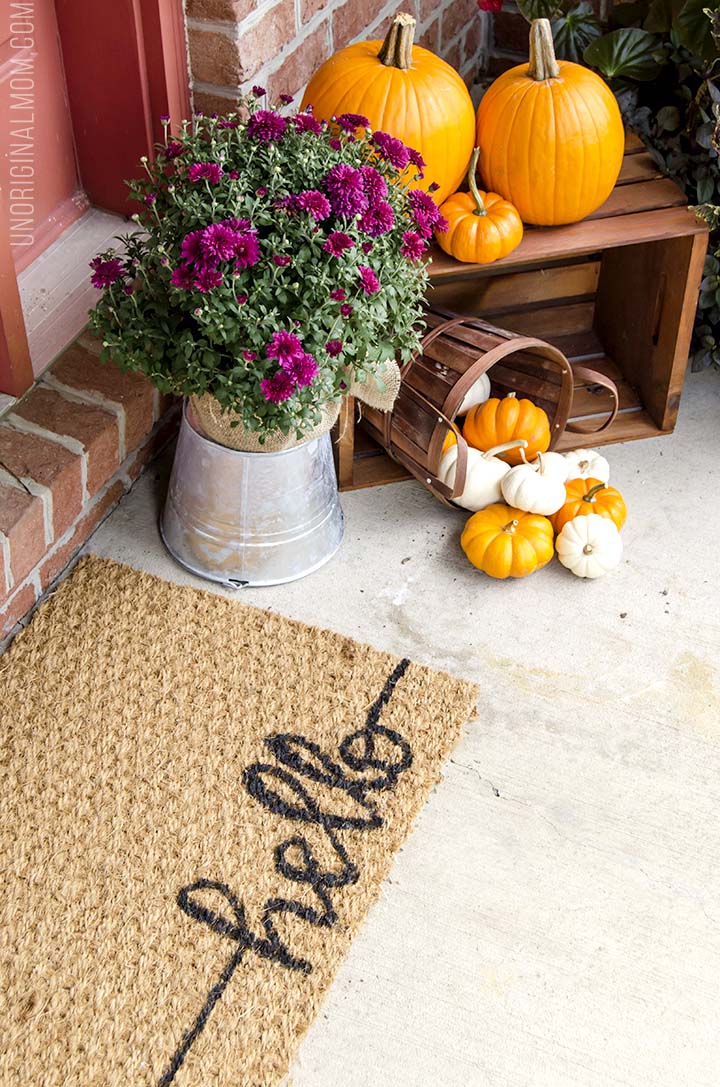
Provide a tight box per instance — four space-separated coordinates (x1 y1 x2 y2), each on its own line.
436 147 523 264
551 478 627 534
463 393 550 465
461 503 554 579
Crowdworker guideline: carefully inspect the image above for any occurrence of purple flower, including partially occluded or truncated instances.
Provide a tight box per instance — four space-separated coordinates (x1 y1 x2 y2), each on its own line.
409 188 446 237
407 148 426 178
236 293 248 304
228 170 240 180
279 93 294 104
180 229 205 265
323 163 368 218
256 186 268 197
401 230 427 260
188 162 223 184
243 349 257 361
428 181 440 193
273 254 292 266
323 231 354 257
372 131 410 171
252 85 266 97
293 113 323 135
361 241 374 254
286 351 318 388
123 285 134 296
144 193 156 206
194 266 223 292
261 371 295 403
222 216 252 232
337 112 369 132
330 288 346 301
297 189 331 221
326 340 343 357
328 138 341 151
170 263 194 289
435 212 449 234
358 265 380 295
165 140 184 159
359 199 394 237
218 118 239 129
359 165 388 203
202 222 242 263
246 109 287 143
340 303 353 318
234 233 260 269
90 256 124 289
267 330 304 366
160 114 170 123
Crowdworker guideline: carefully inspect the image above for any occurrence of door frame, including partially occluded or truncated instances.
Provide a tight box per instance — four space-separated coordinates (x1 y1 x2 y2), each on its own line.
0 0 191 397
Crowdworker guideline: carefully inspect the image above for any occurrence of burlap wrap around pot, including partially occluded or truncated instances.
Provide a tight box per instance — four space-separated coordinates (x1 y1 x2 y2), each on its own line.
191 360 402 452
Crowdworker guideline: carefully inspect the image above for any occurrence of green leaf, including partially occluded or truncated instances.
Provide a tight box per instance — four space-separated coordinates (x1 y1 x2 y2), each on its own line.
517 0 562 20
644 0 685 32
552 3 602 63
675 0 718 61
584 28 664 81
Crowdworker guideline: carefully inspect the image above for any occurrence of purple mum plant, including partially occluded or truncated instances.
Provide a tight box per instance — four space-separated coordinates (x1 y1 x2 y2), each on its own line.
89 95 432 439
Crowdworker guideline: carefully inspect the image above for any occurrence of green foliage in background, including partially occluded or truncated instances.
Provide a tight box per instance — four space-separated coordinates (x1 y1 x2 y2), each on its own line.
516 0 720 369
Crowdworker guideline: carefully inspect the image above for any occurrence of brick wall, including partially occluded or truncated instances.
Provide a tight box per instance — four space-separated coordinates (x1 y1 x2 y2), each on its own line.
479 4 530 79
185 0 489 116
0 334 179 646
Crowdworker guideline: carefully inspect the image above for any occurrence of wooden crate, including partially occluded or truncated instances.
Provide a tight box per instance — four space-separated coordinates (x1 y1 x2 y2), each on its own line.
334 132 708 491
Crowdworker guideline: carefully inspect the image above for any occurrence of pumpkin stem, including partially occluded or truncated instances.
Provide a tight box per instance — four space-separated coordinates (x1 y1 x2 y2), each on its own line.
467 147 487 217
582 544 594 555
582 483 606 503
502 519 520 534
378 12 416 69
483 439 527 459
528 19 560 82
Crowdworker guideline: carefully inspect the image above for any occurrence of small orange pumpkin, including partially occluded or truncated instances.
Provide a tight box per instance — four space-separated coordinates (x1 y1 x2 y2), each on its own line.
461 503 554 579
551 478 627 534
463 393 550 465
436 148 523 264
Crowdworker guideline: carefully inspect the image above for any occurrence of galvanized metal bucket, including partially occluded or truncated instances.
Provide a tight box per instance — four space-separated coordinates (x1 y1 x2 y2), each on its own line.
160 402 344 587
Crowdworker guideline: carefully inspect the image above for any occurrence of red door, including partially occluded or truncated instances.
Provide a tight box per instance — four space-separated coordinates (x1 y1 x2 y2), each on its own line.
0 0 190 398
1 0 86 277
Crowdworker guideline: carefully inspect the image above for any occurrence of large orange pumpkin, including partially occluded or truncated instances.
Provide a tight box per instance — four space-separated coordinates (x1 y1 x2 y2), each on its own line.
463 394 550 465
301 13 475 204
476 19 624 226
551 478 627 534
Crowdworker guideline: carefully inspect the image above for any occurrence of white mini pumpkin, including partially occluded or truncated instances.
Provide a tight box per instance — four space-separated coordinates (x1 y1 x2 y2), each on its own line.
520 448 569 482
563 447 610 483
458 372 492 415
500 451 566 515
439 439 526 511
556 513 623 578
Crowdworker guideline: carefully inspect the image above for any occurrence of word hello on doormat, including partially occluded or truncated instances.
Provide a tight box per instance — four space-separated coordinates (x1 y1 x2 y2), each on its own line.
159 659 412 1086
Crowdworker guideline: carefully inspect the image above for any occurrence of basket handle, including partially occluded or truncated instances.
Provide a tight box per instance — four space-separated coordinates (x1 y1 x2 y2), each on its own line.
565 365 620 435
386 383 470 504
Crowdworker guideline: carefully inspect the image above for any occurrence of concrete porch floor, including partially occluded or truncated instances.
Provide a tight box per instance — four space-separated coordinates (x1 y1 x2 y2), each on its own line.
81 372 720 1086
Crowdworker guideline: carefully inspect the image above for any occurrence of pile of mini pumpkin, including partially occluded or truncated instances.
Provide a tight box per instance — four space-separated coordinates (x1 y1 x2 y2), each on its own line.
437 391 627 579
303 11 625 265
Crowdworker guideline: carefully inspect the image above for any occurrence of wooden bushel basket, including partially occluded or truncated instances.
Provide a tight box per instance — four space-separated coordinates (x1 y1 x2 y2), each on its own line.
361 308 620 508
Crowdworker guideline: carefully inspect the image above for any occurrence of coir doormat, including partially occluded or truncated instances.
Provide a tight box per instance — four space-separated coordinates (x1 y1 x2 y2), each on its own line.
0 557 477 1087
